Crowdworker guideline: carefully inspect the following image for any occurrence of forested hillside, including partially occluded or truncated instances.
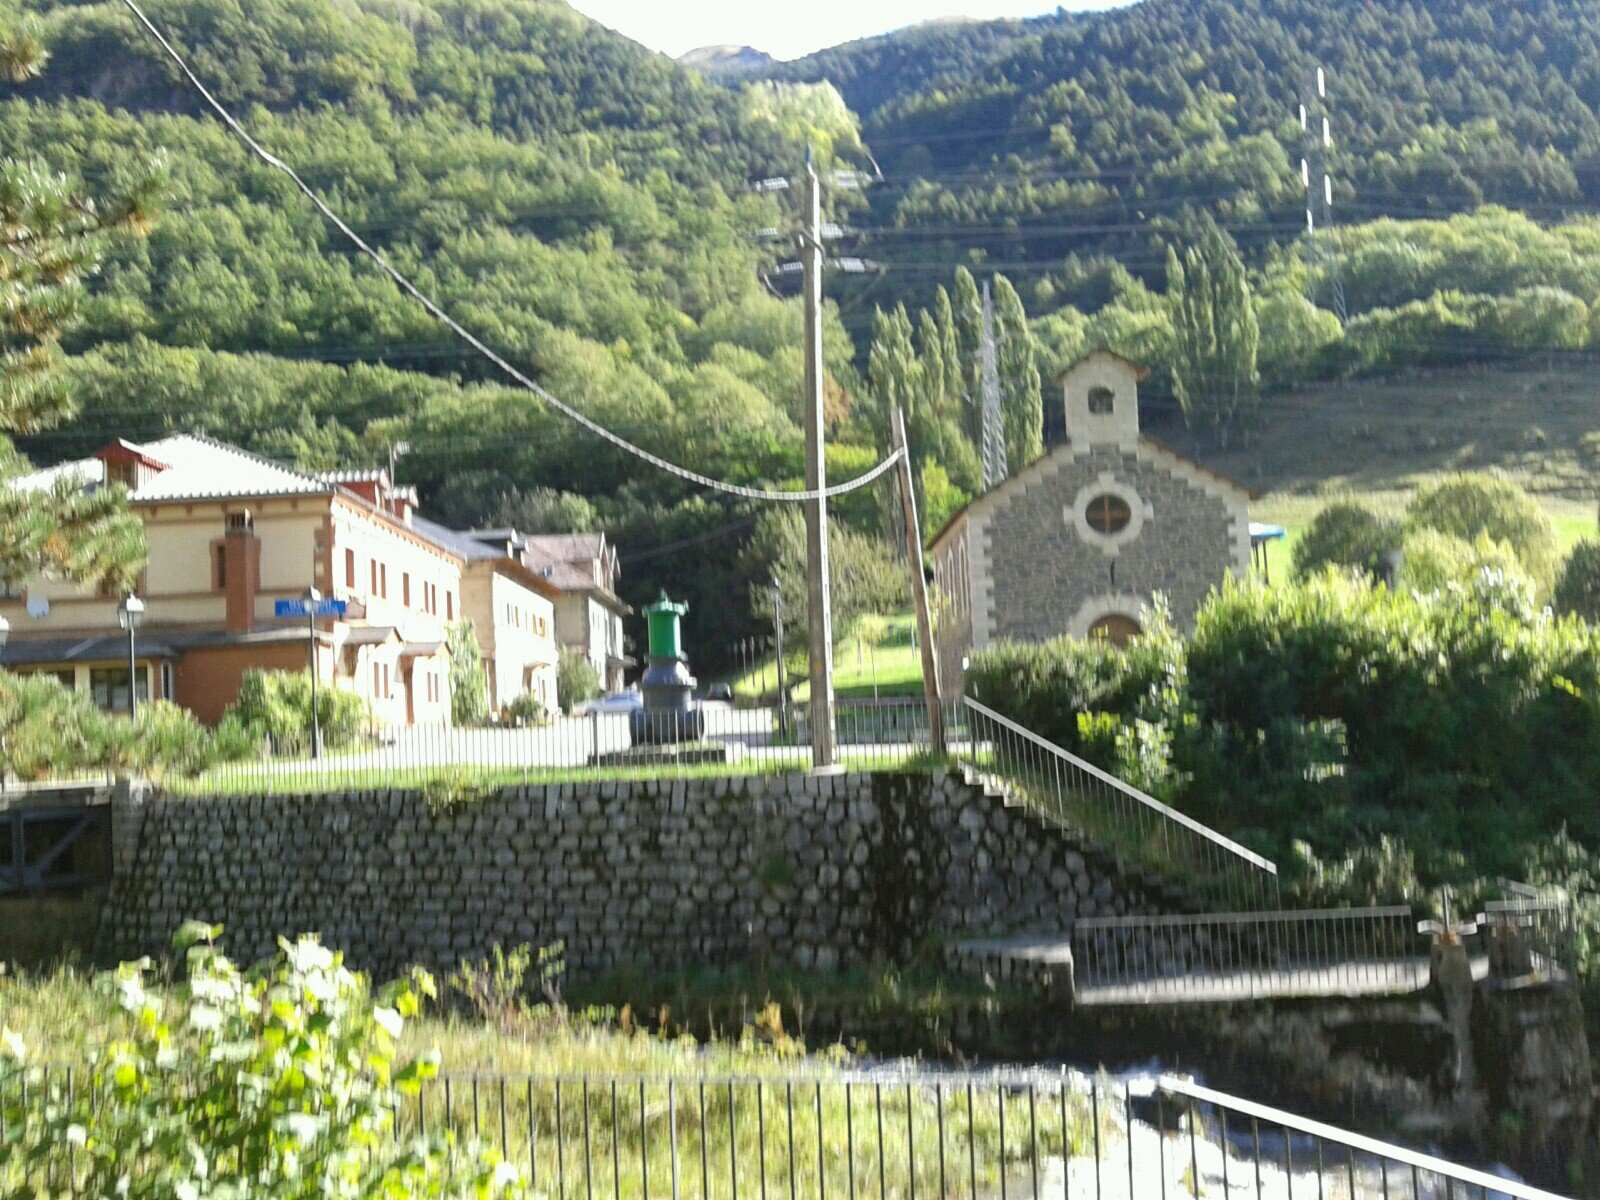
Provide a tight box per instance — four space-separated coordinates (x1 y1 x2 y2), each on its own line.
763 0 1600 274
20 0 1600 665
2 0 891 659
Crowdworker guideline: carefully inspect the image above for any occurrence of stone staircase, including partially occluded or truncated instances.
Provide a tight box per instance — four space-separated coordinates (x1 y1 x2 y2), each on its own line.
942 762 1199 996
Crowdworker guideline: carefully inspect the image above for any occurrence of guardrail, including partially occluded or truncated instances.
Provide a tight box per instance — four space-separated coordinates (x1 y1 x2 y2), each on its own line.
956 696 1280 912
1072 906 1423 1005
8 1064 1567 1198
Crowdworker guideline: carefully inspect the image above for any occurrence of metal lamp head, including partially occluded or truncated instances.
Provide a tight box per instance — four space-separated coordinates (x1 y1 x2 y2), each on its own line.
118 593 146 631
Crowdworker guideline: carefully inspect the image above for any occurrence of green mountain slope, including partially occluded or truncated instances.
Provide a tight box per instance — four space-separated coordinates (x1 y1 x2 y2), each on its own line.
757 0 1600 274
3 0 869 659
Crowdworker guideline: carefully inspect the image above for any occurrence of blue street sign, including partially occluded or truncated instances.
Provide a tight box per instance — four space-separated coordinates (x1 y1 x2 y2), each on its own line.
275 597 347 619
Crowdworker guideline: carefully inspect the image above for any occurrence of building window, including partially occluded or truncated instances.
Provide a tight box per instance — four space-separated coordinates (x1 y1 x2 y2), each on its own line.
90 666 147 714
213 545 227 590
446 592 454 621
370 560 379 595
345 549 356 589
1088 613 1141 647
1084 493 1133 536
1087 386 1115 415
402 572 411 607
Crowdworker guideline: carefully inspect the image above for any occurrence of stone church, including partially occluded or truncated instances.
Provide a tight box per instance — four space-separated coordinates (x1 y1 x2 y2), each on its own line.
929 349 1251 692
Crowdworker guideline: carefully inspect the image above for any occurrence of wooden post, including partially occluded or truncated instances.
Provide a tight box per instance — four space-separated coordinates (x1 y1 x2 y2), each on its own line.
890 407 947 754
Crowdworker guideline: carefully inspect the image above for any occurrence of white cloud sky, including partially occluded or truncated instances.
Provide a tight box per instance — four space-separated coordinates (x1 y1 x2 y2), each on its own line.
568 0 1132 61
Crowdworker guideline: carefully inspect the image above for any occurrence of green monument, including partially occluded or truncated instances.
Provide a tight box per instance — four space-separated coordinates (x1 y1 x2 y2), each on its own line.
630 591 703 744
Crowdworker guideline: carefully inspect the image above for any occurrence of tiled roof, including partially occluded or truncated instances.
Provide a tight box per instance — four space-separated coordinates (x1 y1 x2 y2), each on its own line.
411 515 500 561
524 532 605 562
15 434 328 502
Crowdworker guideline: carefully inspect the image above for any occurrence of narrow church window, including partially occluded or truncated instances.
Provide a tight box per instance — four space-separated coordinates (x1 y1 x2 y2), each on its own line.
1084 493 1132 535
1088 614 1141 646
1087 386 1115 414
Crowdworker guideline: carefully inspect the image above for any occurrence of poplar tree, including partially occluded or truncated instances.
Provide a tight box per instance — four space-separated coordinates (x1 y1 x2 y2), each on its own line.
931 286 964 414
0 26 159 590
1167 219 1259 444
951 268 984 443
993 274 1043 470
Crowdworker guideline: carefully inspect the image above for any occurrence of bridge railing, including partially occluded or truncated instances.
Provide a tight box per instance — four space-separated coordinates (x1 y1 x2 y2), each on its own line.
1071 906 1422 1005
10 1063 1569 1199
956 696 1280 911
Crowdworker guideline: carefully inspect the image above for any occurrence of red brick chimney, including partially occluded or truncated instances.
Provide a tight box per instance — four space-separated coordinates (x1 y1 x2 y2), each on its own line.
223 510 260 634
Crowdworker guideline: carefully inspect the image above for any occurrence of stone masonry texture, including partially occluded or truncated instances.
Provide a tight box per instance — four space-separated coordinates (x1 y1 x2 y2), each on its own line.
983 445 1241 640
101 771 1167 981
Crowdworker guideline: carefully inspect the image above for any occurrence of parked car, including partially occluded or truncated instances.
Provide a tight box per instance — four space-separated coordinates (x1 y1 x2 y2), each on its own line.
577 689 643 715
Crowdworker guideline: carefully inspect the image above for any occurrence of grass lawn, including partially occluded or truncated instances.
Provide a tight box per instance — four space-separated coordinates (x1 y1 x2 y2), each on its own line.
732 613 926 702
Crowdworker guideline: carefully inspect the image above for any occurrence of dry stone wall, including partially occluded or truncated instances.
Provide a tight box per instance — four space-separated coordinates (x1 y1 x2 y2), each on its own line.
102 770 1170 980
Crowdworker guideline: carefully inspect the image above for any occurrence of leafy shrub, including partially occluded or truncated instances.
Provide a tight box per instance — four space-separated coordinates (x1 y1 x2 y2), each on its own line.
1554 539 1600 622
1407 473 1558 583
447 621 491 726
0 672 111 780
1401 527 1528 593
557 647 601 712
1291 501 1402 579
501 691 551 726
971 572 1600 883
220 668 368 754
119 700 217 779
965 611 1181 752
0 926 522 1197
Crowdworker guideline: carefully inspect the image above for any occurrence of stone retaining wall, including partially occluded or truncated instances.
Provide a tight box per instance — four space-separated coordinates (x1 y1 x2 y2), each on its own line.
102 770 1169 980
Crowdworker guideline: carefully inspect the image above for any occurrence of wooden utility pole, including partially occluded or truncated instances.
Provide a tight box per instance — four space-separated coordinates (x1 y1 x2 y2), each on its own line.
801 147 838 769
891 407 946 754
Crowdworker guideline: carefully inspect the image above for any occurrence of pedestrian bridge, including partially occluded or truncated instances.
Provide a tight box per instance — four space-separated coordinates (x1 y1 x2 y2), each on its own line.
950 700 1574 1008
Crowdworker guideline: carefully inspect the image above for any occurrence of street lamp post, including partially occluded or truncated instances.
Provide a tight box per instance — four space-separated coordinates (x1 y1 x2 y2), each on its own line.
304 587 323 759
117 594 146 718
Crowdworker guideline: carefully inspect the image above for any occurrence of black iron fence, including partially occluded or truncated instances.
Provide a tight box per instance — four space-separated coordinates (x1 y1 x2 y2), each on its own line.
2 1064 1572 1199
181 697 958 794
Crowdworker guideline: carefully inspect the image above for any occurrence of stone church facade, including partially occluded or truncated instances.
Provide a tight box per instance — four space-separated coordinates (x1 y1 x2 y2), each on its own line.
929 350 1251 694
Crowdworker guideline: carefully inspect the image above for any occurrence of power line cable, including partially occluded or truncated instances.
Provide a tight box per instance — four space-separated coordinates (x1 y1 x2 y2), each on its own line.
115 0 901 504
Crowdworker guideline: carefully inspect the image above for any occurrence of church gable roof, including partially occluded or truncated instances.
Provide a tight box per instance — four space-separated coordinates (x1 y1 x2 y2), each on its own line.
927 434 1255 554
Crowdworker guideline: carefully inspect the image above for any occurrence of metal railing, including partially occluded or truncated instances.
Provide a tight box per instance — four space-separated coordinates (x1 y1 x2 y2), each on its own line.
1155 1074 1570 1200
180 697 955 794
4 1064 1571 1199
1480 881 1577 983
957 697 1280 912
1072 907 1423 1005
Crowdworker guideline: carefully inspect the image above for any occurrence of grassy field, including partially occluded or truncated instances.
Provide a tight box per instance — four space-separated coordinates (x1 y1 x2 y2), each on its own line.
733 613 925 702
1150 359 1600 583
